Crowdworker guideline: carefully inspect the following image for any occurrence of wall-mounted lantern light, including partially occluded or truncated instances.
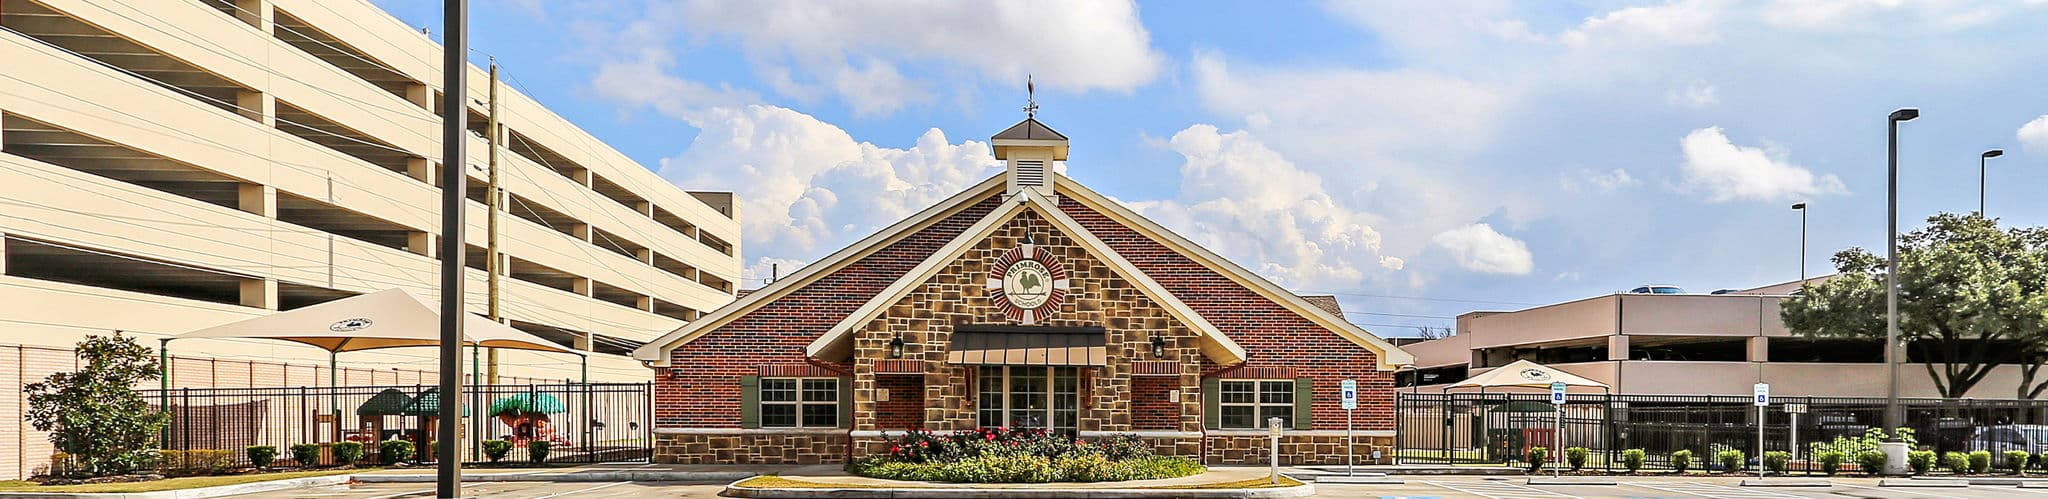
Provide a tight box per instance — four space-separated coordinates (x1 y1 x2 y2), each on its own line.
888 334 906 359
1150 334 1167 359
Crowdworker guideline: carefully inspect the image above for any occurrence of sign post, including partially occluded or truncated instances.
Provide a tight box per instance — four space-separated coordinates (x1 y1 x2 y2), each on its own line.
1342 379 1357 477
1268 417 1284 485
1785 403 1808 470
1550 381 1566 478
1755 383 1770 479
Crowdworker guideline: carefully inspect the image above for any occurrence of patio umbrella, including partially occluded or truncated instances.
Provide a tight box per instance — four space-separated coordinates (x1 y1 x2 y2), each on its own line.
490 393 567 417
358 388 415 417
403 388 468 417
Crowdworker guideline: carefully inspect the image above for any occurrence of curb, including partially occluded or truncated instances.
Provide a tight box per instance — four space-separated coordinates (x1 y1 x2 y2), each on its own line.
0 475 352 499
1313 475 1404 485
355 471 756 483
1740 479 1830 487
723 481 1316 499
1525 477 1615 486
1879 478 1967 487
1910 476 2048 486
1382 468 1524 476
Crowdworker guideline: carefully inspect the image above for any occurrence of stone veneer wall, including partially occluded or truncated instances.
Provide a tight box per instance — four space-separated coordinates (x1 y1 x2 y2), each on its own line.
1204 433 1398 466
847 210 1206 451
653 431 850 464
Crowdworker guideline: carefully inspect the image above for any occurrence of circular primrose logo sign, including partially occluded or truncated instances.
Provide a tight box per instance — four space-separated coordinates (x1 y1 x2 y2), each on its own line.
987 245 1068 324
1518 368 1552 382
329 318 374 332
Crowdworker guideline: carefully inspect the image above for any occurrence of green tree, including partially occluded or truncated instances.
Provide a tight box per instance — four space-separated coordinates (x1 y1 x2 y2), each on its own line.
25 334 172 476
1781 214 2048 399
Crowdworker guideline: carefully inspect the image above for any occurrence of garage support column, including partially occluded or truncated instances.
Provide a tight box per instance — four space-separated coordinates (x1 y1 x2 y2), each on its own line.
634 248 653 265
572 277 592 297
407 232 435 258
1748 337 1769 362
0 231 9 275
240 278 278 310
407 158 433 184
237 184 276 218
635 295 654 313
574 332 593 352
236 91 275 126
1607 335 1629 361
571 223 592 243
233 0 272 33
405 84 433 113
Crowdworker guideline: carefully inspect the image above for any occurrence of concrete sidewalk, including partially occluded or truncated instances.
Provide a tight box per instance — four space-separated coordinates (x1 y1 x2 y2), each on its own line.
354 463 843 482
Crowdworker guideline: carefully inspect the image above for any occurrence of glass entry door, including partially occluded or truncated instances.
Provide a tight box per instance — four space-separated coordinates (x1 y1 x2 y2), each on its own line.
977 365 1079 432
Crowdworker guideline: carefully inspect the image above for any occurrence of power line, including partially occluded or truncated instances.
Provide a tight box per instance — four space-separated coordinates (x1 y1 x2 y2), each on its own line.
1299 290 1540 307
1343 311 1458 320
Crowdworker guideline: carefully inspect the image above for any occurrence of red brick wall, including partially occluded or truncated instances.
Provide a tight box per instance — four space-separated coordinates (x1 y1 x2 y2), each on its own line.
1059 198 1398 430
1130 376 1181 430
873 375 925 430
656 197 1001 428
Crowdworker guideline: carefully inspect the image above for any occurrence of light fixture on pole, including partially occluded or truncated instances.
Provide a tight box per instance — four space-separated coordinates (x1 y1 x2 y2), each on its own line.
1792 202 1807 285
1980 149 2003 217
1884 107 1917 436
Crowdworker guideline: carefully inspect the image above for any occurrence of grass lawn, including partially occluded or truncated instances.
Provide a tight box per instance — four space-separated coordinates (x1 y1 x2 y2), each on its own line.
0 469 360 493
733 475 1305 490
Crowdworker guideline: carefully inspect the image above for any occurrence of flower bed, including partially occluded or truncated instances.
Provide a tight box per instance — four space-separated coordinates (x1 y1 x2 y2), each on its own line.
846 428 1204 483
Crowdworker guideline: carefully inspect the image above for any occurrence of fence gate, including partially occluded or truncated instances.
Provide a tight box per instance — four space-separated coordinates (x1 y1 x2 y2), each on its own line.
145 383 653 467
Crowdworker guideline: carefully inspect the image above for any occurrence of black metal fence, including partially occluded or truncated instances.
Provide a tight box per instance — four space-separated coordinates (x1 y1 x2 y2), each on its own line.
145 383 652 467
1398 392 2048 474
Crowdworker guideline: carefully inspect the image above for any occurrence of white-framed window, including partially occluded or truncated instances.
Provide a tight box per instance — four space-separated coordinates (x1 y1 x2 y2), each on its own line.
976 366 1080 432
760 377 838 428
1219 380 1294 429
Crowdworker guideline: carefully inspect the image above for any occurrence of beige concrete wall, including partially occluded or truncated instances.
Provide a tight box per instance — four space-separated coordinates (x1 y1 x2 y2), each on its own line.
1463 296 1618 349
1398 334 1470 369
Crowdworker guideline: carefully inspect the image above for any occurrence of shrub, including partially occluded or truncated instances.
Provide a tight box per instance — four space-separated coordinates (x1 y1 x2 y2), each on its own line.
1971 450 1993 474
1763 451 1790 475
1944 451 1970 475
333 441 364 467
1526 446 1548 472
290 444 321 468
1909 450 1935 475
156 449 232 476
1621 449 1646 473
247 446 277 470
2009 451 2033 475
1717 449 1745 473
528 440 551 464
1815 450 1844 476
850 454 1201 483
25 334 171 477
2039 450 2048 471
482 440 513 463
378 439 414 465
1671 450 1694 473
1856 450 1887 476
1565 447 1589 472
1095 434 1154 461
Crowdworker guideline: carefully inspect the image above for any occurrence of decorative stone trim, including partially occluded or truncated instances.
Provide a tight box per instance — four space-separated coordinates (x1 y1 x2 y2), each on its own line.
1204 430 1390 437
872 359 923 374
1212 365 1296 379
654 431 849 464
759 364 841 377
657 428 849 435
1130 361 1180 375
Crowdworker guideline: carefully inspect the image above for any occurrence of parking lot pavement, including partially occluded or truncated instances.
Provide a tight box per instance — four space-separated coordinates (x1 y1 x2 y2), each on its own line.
235 481 732 498
1316 476 2048 498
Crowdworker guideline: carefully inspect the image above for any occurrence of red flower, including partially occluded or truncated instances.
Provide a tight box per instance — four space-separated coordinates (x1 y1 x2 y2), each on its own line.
891 445 901 452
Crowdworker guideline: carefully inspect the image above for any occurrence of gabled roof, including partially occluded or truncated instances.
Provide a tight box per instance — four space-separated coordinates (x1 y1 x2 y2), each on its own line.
1053 176 1415 369
632 176 1007 366
992 118 1069 141
805 189 1246 364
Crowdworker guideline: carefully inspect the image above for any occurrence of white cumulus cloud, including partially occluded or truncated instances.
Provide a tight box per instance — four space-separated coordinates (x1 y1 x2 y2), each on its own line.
1678 126 1845 202
1560 168 1639 193
2020 115 2048 155
1431 224 1535 275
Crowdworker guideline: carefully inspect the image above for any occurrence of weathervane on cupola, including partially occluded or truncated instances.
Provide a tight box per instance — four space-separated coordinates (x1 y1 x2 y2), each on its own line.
993 75 1069 198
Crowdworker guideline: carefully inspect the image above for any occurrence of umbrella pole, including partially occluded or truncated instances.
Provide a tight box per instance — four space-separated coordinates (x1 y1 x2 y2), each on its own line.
330 351 340 443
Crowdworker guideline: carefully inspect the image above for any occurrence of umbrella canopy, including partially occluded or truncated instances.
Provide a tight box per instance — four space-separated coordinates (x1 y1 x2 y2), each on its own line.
172 288 571 354
1444 360 1611 392
358 388 414 416
1494 400 1560 413
490 393 567 417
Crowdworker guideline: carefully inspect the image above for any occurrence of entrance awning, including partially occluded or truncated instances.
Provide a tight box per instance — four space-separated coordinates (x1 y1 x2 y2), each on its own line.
945 328 1106 366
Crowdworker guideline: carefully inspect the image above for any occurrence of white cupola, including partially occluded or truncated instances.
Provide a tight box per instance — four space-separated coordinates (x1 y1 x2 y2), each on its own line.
991 78 1069 198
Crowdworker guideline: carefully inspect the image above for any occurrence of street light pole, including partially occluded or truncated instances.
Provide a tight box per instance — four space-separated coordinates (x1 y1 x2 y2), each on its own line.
1979 149 2003 217
1792 202 1807 285
1884 108 1917 436
437 0 467 496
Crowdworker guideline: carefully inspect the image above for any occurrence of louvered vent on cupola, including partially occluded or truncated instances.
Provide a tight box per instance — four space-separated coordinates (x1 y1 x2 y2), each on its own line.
991 118 1070 197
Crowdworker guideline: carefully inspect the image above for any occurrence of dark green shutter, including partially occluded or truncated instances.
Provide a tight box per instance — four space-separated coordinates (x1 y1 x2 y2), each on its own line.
838 377 853 428
739 375 760 429
1202 378 1221 429
1293 377 1314 430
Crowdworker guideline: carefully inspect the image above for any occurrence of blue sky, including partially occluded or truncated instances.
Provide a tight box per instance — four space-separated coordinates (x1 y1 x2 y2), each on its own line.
375 0 2048 336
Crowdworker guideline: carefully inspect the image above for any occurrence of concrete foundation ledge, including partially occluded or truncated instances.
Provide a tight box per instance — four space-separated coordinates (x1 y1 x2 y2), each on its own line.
1910 476 2048 486
1879 478 1967 487
1524 477 1615 486
1739 478 1830 487
724 478 1315 499
356 470 756 483
1312 475 1403 484
0 475 353 499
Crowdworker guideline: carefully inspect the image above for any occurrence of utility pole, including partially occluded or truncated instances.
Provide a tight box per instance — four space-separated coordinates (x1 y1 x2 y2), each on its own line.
437 0 467 495
485 60 502 385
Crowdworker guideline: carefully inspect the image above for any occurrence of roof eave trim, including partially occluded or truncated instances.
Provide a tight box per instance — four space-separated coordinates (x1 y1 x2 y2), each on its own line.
1053 176 1415 370
633 175 1007 366
804 196 1029 358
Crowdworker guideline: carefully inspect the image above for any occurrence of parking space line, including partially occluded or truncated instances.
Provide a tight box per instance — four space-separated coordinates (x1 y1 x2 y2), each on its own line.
531 481 631 499
1422 479 1578 499
1624 481 1805 498
1833 483 1975 499
361 482 484 499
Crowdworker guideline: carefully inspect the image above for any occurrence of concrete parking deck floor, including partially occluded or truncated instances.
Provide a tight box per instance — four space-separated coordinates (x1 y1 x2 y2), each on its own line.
233 474 2048 498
